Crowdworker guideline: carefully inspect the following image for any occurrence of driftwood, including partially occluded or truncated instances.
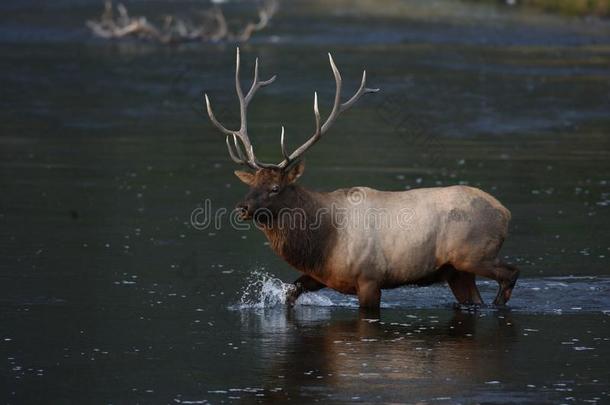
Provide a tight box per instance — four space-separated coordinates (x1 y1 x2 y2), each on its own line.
86 0 278 43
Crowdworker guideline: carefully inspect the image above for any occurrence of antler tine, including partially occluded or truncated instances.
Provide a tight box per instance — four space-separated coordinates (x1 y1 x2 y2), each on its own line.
233 47 258 167
204 93 233 136
245 57 259 103
313 90 321 135
225 135 246 165
247 126 291 170
321 53 343 133
235 47 246 130
232 135 248 162
280 126 290 162
341 70 380 112
245 57 277 103
277 91 321 169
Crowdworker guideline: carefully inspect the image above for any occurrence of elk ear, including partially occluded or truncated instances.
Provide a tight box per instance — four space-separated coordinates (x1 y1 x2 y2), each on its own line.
234 170 255 186
286 161 305 184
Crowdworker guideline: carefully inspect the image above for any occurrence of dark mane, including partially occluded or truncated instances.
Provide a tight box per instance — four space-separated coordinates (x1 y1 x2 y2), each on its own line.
262 186 336 274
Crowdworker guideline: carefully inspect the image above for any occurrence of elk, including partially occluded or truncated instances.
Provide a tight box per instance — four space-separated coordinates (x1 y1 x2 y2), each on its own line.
204 48 520 310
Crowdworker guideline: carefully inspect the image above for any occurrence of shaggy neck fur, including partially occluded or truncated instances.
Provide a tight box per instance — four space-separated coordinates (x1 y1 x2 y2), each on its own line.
261 185 336 275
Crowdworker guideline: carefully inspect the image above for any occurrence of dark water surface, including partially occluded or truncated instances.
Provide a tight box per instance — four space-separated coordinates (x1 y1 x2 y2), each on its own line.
1 0 609 403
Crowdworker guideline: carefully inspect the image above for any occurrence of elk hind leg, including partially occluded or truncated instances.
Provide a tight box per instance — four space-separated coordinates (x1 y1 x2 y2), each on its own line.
447 271 483 305
493 262 520 306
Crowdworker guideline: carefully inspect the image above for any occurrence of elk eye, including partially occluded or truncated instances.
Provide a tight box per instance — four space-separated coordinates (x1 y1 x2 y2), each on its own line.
270 185 280 194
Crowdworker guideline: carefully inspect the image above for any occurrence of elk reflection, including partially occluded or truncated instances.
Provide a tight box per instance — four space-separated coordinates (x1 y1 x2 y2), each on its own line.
238 307 519 402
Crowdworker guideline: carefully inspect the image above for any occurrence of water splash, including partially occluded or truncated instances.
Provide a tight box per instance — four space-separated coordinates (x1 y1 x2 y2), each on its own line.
231 270 336 309
232 270 290 309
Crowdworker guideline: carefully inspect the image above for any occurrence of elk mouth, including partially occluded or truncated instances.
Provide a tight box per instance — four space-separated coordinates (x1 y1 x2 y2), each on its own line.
235 206 253 221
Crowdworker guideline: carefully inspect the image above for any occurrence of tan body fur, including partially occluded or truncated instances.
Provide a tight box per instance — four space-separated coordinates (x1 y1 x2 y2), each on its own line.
299 185 509 293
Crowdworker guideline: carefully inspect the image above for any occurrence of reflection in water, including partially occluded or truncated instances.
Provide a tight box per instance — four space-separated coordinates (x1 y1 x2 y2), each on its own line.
238 308 519 402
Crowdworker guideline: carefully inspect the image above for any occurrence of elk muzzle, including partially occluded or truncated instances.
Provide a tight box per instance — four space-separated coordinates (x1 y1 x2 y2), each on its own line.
235 202 253 220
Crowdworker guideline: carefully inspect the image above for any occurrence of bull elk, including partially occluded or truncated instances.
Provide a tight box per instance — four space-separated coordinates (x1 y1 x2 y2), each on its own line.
204 48 520 309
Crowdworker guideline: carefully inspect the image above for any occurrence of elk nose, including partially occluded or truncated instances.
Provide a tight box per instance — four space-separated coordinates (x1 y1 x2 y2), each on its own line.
236 203 249 215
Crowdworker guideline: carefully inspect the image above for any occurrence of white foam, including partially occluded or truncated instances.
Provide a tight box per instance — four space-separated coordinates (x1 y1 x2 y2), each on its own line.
232 270 289 309
231 269 339 309
298 292 335 307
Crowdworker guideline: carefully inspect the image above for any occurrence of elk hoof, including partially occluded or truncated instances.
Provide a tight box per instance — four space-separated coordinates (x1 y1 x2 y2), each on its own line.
453 302 483 311
493 268 520 306
285 285 300 307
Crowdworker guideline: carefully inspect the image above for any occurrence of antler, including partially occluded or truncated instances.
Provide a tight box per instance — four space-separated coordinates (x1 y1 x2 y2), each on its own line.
205 49 379 170
204 47 278 169
275 54 379 168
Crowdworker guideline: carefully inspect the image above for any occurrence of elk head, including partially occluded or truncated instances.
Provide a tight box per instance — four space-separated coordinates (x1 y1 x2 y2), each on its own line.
204 48 378 221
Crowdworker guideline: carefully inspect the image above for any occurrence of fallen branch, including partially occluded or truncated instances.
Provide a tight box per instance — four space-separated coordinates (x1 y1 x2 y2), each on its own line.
86 0 278 43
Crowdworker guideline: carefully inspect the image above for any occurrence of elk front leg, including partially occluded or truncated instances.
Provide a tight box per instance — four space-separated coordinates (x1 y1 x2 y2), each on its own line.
286 275 325 306
357 279 382 318
457 260 520 306
357 279 381 309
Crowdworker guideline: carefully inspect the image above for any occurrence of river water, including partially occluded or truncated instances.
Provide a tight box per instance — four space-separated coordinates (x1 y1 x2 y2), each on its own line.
1 0 609 403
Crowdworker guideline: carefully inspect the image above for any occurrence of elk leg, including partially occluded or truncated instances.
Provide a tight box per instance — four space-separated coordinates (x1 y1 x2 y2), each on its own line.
357 280 381 309
492 262 520 306
286 275 325 306
457 260 520 306
447 271 483 305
